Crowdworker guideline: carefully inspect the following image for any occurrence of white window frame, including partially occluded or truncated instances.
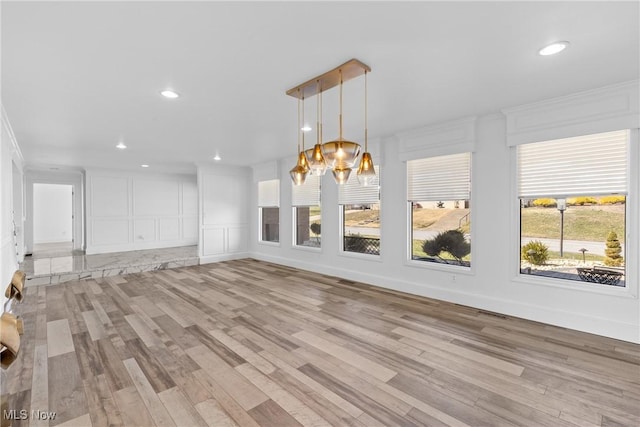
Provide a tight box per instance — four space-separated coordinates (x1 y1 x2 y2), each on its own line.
405 153 475 274
257 179 280 246
258 207 280 246
338 166 381 259
510 129 639 298
291 175 322 252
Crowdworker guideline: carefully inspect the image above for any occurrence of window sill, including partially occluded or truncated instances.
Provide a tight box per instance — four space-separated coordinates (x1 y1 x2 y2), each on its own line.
338 250 382 262
258 241 280 248
512 273 635 298
405 259 474 275
292 245 322 253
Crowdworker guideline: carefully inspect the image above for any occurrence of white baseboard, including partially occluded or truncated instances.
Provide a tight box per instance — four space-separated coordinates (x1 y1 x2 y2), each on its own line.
34 239 73 244
199 252 250 265
250 252 639 344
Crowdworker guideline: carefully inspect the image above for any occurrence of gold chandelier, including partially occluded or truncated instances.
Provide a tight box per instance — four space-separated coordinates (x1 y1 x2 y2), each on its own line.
287 59 375 185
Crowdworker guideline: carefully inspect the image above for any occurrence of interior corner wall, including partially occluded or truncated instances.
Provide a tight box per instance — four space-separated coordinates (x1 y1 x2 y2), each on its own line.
249 82 640 344
1 110 24 310
198 164 251 263
85 169 198 254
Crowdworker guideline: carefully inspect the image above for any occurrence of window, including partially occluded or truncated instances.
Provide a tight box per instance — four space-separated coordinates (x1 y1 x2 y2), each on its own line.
292 174 321 248
518 130 629 287
258 180 280 243
339 166 380 255
408 152 471 267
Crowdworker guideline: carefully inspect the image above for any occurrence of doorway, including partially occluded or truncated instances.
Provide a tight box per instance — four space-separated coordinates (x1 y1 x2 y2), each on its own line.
32 183 73 255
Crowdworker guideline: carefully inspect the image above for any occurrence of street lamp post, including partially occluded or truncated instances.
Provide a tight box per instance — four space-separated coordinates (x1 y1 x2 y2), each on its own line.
557 199 567 257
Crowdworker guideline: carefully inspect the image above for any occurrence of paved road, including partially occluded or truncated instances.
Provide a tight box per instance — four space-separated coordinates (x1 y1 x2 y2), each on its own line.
345 226 621 257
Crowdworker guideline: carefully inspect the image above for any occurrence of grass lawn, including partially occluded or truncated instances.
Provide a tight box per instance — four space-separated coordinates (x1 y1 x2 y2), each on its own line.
412 209 451 228
344 209 380 227
521 205 625 242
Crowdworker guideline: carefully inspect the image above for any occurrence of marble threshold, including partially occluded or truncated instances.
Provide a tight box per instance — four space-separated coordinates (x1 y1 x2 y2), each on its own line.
20 245 199 286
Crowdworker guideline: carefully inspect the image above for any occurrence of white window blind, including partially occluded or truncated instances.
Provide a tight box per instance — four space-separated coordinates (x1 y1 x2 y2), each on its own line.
338 166 380 205
518 130 628 198
291 174 321 206
407 153 471 201
258 179 280 207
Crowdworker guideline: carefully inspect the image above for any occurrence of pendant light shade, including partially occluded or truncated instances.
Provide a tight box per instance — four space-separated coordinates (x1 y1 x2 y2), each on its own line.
306 144 328 176
332 167 352 185
322 141 361 169
290 163 308 186
357 152 376 186
357 70 376 186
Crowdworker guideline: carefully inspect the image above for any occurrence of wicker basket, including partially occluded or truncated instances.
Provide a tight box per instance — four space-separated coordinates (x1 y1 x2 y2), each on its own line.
577 267 623 286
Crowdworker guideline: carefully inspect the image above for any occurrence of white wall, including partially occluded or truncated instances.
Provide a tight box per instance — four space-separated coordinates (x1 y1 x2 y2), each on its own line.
1 107 24 309
86 169 197 254
33 183 73 244
198 164 250 263
250 81 640 343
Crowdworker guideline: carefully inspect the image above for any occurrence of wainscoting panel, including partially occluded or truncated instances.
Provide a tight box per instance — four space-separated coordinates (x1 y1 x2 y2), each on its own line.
202 228 225 256
91 219 129 246
86 171 197 254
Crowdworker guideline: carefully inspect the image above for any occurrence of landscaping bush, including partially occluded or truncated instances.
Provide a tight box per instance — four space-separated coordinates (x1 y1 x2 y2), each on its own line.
599 195 626 205
521 240 549 265
309 222 321 243
422 229 470 264
532 198 556 207
604 231 623 266
567 196 597 206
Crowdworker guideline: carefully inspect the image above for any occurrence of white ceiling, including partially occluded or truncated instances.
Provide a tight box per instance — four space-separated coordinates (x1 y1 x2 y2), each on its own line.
2 1 638 174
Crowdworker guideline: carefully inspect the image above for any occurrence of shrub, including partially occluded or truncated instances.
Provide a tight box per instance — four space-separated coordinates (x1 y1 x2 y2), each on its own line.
309 222 321 243
599 195 626 205
521 240 549 265
532 198 557 207
604 231 623 266
568 196 597 206
422 229 470 264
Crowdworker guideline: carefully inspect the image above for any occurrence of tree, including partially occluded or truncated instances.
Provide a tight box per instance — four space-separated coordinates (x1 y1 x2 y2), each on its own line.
604 231 623 267
422 229 470 264
309 222 321 243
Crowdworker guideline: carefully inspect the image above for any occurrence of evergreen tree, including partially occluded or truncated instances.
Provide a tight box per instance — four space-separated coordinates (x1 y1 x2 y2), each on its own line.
604 231 623 267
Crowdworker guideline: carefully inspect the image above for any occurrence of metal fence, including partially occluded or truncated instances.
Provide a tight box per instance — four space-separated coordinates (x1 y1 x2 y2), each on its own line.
344 235 380 255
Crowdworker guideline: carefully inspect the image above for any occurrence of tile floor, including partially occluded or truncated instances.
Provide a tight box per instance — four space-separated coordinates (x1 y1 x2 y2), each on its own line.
20 245 199 286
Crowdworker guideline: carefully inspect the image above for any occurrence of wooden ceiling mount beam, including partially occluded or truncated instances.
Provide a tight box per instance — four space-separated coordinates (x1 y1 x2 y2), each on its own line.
286 58 371 99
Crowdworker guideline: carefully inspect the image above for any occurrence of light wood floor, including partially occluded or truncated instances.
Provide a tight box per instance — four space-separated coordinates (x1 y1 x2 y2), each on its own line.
2 259 639 427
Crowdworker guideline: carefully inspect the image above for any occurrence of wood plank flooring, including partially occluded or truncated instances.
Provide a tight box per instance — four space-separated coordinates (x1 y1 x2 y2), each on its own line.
1 259 639 426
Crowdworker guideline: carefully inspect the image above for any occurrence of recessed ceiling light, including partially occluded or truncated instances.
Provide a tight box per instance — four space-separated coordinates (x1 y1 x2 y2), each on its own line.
538 41 569 56
116 142 127 149
141 164 149 168
213 154 222 161
160 90 179 99
301 126 312 132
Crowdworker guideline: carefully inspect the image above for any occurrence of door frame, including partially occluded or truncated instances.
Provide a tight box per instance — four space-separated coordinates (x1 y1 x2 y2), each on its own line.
25 168 85 254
